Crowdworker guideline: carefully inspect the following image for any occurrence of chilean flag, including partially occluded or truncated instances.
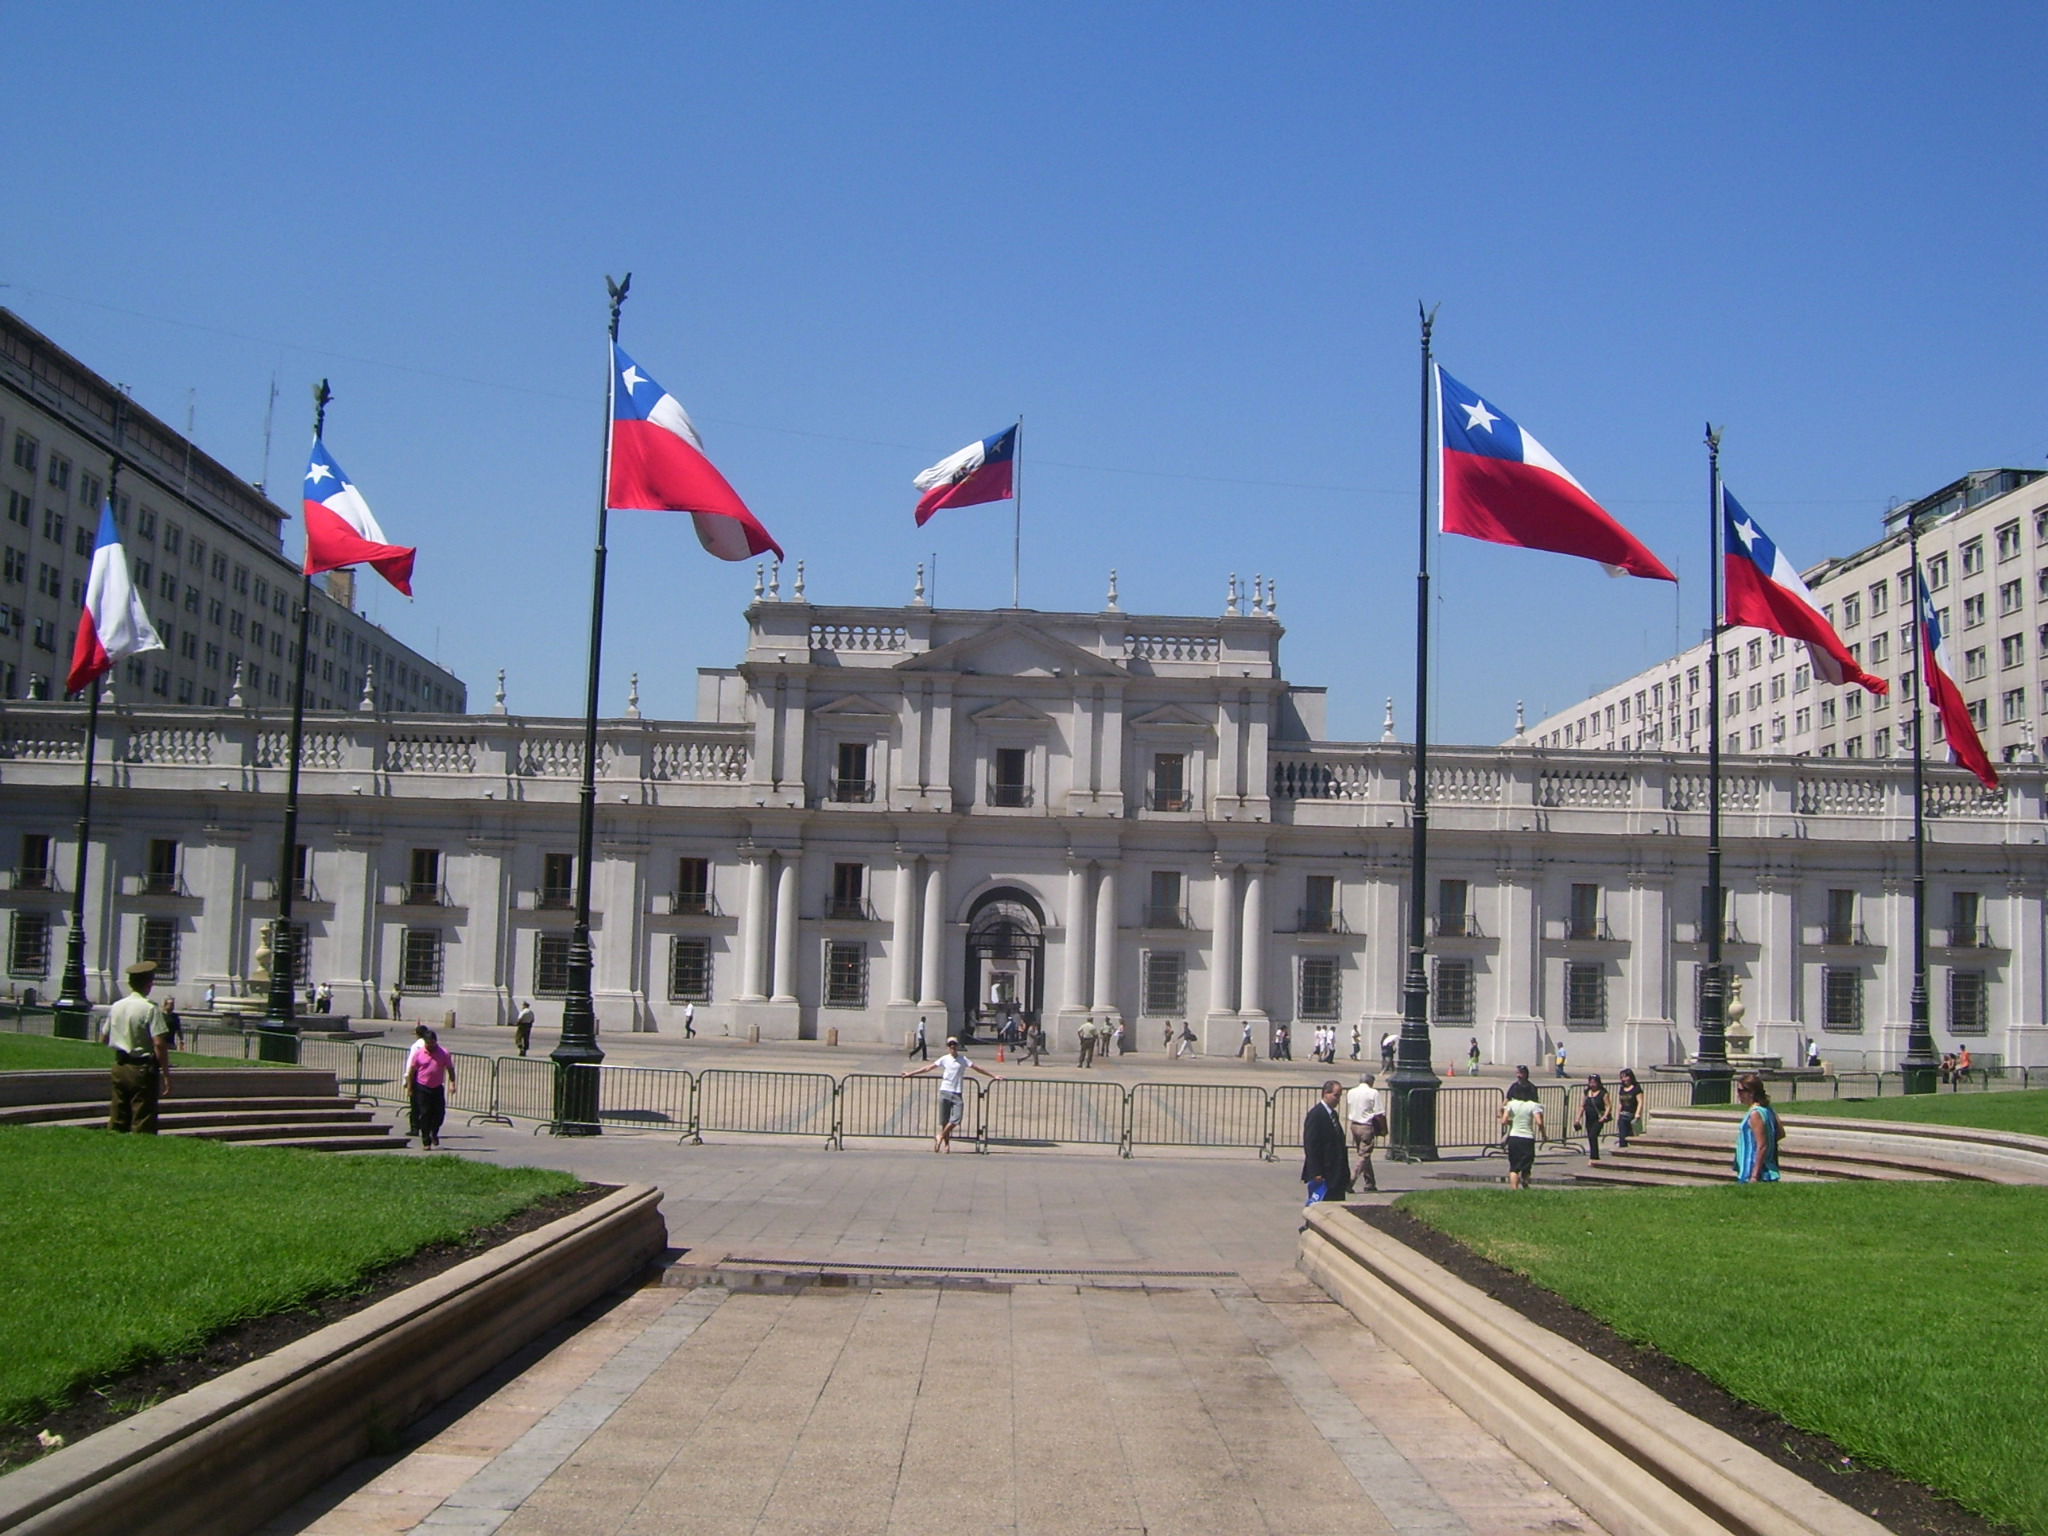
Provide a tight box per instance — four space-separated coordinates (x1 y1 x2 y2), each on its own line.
607 345 782 562
1723 490 1885 694
913 425 1017 526
304 441 416 596
1437 368 1675 582
67 501 162 696
1917 569 1998 790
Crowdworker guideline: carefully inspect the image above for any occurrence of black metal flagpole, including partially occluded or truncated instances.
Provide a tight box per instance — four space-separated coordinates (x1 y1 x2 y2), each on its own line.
52 452 124 1041
258 381 330 1061
550 275 628 1136
1389 304 1443 1159
1902 513 1937 1094
1691 426 1732 1105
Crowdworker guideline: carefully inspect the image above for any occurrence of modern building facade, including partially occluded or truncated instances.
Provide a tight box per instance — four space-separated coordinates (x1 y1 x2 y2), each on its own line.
0 308 464 713
1523 468 2048 766
4 585 2041 1073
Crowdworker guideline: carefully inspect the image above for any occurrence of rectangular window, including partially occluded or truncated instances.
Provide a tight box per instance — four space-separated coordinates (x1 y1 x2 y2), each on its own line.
138 917 180 980
832 740 872 802
824 940 867 1007
1948 971 1987 1036
1963 595 1985 630
1567 883 1601 940
1822 966 1862 1030
1565 961 1605 1027
990 745 1030 807
1840 593 1861 628
1997 520 2023 561
2000 579 2024 616
16 833 52 889
1825 889 1858 945
1435 876 1470 937
1949 891 1983 949
1961 537 1985 575
2003 688 2026 724
534 933 573 996
400 928 444 992
1151 751 1189 811
668 937 712 1001
1297 955 1340 1020
8 911 50 977
540 852 575 908
1927 554 1948 589
12 433 37 473
829 862 867 920
1432 957 1475 1023
145 838 179 894
396 850 442 907
2001 634 2025 669
1869 580 1888 616
1143 949 1188 1015
1144 869 1185 928
674 856 712 914
1302 873 1338 933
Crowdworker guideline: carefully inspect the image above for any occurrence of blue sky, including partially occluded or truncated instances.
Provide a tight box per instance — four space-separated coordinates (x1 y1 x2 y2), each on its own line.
7 2 2044 743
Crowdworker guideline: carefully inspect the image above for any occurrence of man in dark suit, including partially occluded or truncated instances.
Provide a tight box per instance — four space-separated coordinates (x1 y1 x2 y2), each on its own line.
1301 1079 1353 1204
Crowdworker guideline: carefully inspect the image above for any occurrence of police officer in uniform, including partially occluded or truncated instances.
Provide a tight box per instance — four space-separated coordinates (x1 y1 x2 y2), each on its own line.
102 960 173 1133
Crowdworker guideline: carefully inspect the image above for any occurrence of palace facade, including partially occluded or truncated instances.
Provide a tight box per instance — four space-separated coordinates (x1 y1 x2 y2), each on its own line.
4 584 2042 1071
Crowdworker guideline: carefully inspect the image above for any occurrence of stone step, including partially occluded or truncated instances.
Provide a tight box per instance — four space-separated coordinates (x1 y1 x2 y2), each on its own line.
0 1095 364 1126
247 1133 415 1153
1616 1137 1980 1182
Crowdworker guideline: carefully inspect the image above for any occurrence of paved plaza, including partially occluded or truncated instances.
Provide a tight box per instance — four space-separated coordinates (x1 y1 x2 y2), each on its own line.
257 1030 1602 1536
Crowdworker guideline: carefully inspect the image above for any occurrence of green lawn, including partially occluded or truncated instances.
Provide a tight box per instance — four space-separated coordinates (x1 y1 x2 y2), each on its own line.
0 1031 276 1073
0 1127 577 1429
1400 1183 2048 1534
1780 1085 2048 1136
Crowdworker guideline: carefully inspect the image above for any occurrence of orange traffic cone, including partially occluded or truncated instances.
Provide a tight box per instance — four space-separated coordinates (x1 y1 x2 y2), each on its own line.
997 1046 1006 1063
1447 1063 1456 1076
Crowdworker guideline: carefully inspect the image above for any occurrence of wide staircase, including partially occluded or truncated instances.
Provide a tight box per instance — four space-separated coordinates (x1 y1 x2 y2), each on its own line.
1573 1109 2045 1187
0 1068 412 1152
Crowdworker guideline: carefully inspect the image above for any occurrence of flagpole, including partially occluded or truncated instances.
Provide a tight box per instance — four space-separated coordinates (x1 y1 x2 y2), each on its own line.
1011 415 1023 608
258 381 329 1060
51 450 122 1042
1389 304 1442 1160
1902 514 1936 1093
1691 426 1732 1105
551 275 628 1137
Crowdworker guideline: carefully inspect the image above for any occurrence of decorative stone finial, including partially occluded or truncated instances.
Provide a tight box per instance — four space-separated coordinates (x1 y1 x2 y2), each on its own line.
767 560 781 600
794 560 806 601
358 663 376 713
1267 577 1278 618
626 673 642 719
1513 700 1526 742
1226 573 1240 617
100 673 117 705
493 669 508 715
1105 569 1120 611
913 562 927 606
753 563 765 601
1252 575 1266 616
2018 721 2040 765
227 660 245 710
1381 696 1396 743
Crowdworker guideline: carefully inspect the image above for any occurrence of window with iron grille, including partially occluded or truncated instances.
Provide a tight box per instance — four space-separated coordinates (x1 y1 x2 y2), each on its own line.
1432 957 1474 1023
1297 955 1340 1020
400 928 443 992
8 911 50 977
138 917 180 981
1948 970 1988 1035
534 933 573 996
1822 966 1863 1030
674 856 712 914
1565 961 1605 1026
668 937 712 1002
824 940 867 1007
1142 949 1186 1016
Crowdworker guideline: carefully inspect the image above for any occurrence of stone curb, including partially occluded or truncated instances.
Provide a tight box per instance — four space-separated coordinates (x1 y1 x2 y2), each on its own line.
0 1069 341 1110
1659 1108 2048 1182
0 1183 666 1536
1298 1205 1891 1536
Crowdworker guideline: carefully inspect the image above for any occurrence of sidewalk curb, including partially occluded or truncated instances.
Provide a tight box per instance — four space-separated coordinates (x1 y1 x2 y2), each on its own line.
1298 1205 1891 1536
0 1183 666 1536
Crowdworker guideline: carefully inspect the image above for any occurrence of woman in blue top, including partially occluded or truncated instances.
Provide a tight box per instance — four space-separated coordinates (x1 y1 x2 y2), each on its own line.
1733 1073 1781 1182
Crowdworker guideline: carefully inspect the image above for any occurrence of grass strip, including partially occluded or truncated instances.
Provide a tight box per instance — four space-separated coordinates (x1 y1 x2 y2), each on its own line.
0 1031 278 1072
1778 1086 2048 1136
0 1126 577 1427
1399 1183 2048 1534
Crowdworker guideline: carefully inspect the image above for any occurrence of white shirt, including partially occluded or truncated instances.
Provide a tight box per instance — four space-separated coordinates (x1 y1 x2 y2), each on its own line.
937 1053 972 1095
1344 1082 1380 1125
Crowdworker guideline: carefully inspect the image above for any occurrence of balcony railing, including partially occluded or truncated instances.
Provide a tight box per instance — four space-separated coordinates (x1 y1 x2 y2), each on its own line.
1147 791 1192 812
9 868 53 891
668 891 721 916
825 897 877 921
1297 907 1350 934
1820 923 1873 947
828 777 875 804
1143 905 1190 929
1563 918 1614 942
258 877 318 902
402 881 448 906
537 886 576 910
140 873 184 896
987 779 1033 808
1431 913 1483 939
1947 924 1990 949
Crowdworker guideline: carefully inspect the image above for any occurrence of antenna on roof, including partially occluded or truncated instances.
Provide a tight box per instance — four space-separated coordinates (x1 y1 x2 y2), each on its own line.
256 373 278 496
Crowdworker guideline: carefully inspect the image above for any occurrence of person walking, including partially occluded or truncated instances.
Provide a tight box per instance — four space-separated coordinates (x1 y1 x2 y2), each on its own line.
513 999 535 1056
1614 1067 1645 1148
405 1024 456 1150
682 1000 696 1038
1344 1070 1383 1192
102 961 173 1134
1554 1041 1568 1078
1239 1019 1256 1060
910 1016 929 1061
1499 1076 1545 1189
317 980 333 1015
389 984 403 1022
1163 1020 1174 1052
1077 1017 1097 1068
1301 1080 1353 1207
1380 1031 1397 1071
1733 1073 1781 1182
903 1037 1000 1153
1466 1037 1481 1076
203 982 217 1013
1024 1021 1044 1067
160 996 184 1052
1349 1023 1362 1062
1110 1019 1125 1059
1175 1019 1197 1059
1575 1073 1611 1162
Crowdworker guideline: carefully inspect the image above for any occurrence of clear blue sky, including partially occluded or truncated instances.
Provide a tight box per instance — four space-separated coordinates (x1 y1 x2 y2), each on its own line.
8 2 2044 743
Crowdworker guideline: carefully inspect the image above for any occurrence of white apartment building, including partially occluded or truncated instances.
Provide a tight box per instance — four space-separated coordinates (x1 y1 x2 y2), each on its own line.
0 309 464 713
1523 468 2048 766
4 587 2041 1074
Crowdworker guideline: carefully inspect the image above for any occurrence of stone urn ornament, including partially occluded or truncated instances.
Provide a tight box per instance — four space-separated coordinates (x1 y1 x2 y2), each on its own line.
1724 976 1751 1056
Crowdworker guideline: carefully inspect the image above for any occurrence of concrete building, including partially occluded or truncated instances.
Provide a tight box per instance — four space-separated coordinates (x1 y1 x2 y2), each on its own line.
0 308 463 713
1523 468 2048 766
4 584 2041 1073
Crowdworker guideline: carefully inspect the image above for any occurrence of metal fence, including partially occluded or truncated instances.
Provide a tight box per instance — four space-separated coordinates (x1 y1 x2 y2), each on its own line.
839 1071 980 1147
1128 1082 1270 1153
696 1069 837 1143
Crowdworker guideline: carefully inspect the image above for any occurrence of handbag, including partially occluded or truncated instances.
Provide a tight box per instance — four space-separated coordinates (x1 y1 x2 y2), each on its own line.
1368 1112 1388 1136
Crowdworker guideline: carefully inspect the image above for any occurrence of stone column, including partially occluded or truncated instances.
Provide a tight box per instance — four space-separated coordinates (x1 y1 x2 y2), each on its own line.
1622 868 1674 1070
771 853 799 1003
737 848 769 1001
918 856 947 1008
2004 878 2045 1067
1209 859 1239 1014
1493 864 1543 1066
1754 873 1798 1057
1062 858 1090 1012
1090 863 1119 1013
1239 863 1268 1019
889 848 918 1005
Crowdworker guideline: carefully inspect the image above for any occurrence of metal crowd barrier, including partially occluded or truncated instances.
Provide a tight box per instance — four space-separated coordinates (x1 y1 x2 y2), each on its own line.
1128 1082 1269 1154
839 1071 978 1147
983 1076 1124 1152
696 1068 837 1144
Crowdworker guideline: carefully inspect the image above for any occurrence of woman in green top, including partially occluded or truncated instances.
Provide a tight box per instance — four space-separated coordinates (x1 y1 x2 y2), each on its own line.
1498 1078 1545 1189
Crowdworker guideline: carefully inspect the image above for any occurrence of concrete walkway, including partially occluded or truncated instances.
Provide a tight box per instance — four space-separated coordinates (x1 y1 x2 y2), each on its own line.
258 1099 1605 1536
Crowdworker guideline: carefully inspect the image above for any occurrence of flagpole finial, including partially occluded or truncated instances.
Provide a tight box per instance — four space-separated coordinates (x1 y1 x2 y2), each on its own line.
1226 573 1240 617
605 273 631 341
312 379 332 440
1705 421 1722 456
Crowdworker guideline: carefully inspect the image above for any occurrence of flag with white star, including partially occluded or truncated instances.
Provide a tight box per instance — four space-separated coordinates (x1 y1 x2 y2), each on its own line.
303 440 416 595
1722 489 1884 694
607 345 782 562
1436 366 1674 582
1916 567 1998 789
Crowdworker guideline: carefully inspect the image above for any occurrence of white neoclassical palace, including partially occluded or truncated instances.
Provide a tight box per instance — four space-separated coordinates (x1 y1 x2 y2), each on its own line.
3 582 2042 1072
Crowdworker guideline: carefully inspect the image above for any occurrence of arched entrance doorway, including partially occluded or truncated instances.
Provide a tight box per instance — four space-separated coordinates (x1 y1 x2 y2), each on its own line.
962 887 1045 1042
